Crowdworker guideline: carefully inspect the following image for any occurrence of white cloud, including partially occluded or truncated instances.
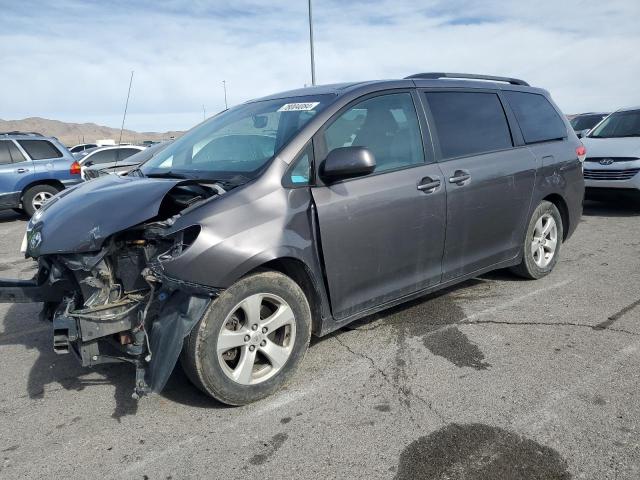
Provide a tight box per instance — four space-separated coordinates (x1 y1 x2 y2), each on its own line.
1 0 638 131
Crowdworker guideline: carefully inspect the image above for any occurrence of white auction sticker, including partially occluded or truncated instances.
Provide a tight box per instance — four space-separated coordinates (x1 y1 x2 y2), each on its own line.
277 102 320 112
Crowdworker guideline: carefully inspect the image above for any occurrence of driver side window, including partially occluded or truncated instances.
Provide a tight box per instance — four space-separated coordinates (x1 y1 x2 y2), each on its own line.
323 93 425 174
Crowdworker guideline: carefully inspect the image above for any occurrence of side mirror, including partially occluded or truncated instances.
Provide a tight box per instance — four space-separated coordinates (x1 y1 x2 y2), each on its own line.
321 146 376 182
576 129 590 138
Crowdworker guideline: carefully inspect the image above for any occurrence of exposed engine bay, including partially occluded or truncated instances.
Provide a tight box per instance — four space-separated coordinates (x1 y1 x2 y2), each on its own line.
3 180 227 398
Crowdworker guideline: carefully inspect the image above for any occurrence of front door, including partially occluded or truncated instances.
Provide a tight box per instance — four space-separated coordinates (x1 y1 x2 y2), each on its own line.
311 91 446 320
422 90 537 281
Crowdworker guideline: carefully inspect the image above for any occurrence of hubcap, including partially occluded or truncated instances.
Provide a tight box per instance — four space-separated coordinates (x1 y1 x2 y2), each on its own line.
31 191 53 210
217 293 296 385
531 213 557 268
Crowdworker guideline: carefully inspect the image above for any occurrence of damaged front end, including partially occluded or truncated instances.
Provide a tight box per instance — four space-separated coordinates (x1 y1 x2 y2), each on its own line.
0 177 225 399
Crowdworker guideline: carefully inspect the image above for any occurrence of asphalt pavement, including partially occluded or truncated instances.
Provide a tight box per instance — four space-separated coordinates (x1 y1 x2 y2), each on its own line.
0 201 639 479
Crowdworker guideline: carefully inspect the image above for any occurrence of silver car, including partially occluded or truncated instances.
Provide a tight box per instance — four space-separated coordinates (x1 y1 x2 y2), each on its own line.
581 106 640 200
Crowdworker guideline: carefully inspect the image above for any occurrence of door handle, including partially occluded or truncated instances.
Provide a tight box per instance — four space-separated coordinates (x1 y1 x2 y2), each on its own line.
449 170 471 185
417 177 441 192
15 168 29 174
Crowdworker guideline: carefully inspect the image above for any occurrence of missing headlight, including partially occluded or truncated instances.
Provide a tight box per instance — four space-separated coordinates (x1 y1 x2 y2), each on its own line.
158 225 201 262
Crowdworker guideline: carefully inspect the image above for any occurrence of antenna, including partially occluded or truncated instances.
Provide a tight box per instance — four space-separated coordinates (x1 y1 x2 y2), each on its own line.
308 0 316 85
222 80 228 109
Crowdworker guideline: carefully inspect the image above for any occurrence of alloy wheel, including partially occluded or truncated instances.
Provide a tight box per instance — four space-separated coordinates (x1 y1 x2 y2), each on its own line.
217 293 296 385
531 213 557 268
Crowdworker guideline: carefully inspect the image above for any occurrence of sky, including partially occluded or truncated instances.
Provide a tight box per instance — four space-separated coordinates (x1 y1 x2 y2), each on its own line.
1 0 639 132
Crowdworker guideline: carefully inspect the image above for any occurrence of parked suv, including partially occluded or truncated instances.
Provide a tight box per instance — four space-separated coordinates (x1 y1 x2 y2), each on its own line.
569 112 608 137
0 73 584 405
0 132 81 217
581 106 640 201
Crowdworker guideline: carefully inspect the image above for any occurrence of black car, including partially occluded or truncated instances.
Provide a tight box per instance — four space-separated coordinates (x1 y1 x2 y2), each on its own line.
0 73 585 405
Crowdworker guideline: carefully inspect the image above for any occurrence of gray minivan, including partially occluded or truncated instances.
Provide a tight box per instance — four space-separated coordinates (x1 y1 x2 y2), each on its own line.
0 73 585 405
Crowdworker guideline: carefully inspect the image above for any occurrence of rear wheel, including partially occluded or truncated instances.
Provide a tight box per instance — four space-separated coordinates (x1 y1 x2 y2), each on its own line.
510 201 563 279
181 271 312 405
22 184 60 217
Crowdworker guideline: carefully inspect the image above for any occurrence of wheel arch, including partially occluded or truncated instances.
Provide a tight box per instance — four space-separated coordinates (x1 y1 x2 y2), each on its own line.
248 256 327 336
542 193 570 241
21 179 65 199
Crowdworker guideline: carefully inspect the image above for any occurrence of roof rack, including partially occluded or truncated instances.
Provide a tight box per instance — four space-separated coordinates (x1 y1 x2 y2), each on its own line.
0 131 43 137
405 72 530 87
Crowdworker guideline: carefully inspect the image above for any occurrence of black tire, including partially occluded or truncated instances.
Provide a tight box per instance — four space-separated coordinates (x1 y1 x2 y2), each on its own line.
181 271 312 405
22 184 60 217
12 208 24 215
510 201 563 280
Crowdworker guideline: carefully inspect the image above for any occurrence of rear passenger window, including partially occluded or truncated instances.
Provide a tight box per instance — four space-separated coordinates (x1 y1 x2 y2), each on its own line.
17 140 63 160
425 92 513 159
323 93 425 174
504 91 567 144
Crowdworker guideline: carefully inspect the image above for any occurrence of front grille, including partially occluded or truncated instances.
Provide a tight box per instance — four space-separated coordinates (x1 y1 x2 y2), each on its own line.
583 168 640 180
585 157 639 163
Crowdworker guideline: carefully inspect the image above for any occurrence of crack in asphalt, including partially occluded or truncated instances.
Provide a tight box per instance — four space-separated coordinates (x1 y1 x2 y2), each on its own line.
461 319 640 337
594 298 640 331
333 335 446 424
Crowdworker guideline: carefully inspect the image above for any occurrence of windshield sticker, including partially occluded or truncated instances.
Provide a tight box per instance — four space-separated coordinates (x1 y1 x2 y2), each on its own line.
278 102 320 112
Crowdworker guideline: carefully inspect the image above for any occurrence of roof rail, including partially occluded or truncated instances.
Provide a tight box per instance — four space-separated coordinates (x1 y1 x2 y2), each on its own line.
405 72 530 86
0 131 43 137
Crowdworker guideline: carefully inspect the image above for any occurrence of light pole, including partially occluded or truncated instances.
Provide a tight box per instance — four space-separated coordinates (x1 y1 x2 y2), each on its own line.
308 0 316 85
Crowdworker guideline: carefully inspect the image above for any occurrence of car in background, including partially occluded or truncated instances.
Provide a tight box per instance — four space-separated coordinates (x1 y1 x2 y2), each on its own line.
74 145 145 179
69 143 98 153
581 106 640 201
0 132 81 217
570 112 609 138
83 141 171 180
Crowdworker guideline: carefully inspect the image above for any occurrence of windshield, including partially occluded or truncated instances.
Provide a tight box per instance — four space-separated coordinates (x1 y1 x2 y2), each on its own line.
570 114 605 132
141 95 333 182
589 110 640 138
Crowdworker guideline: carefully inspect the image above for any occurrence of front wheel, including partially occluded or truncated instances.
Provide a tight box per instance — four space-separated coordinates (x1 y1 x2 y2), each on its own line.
510 201 563 279
181 271 312 405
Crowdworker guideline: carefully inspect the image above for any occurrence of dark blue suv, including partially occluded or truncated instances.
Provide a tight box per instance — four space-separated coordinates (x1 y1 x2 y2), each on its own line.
0 132 81 217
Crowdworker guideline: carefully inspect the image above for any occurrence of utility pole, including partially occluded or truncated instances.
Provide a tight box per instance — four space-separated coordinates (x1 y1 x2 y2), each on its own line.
222 80 228 109
308 0 316 85
202 104 206 121
118 70 134 146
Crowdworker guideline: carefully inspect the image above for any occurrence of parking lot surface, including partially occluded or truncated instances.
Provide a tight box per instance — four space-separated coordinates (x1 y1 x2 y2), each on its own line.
0 202 639 480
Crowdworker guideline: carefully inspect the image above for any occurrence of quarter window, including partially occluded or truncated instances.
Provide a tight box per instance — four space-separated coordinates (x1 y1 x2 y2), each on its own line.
425 92 513 159
17 140 63 160
287 148 312 186
0 141 26 164
0 141 12 164
323 93 425 174
504 91 567 144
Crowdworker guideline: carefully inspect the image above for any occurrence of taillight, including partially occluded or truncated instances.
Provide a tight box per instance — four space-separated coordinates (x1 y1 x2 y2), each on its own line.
576 145 586 163
70 161 81 175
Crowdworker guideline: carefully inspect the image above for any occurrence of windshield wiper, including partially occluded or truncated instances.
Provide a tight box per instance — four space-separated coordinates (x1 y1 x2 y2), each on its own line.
145 171 193 179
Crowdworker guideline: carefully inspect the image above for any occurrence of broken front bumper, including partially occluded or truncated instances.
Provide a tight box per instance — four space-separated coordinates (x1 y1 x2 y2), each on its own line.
0 267 218 398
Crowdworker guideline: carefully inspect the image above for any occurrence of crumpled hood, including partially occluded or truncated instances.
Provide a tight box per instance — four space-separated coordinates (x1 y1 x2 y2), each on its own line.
582 136 640 158
32 175 182 255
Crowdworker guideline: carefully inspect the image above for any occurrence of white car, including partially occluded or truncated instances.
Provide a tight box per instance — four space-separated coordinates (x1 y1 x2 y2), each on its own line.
581 106 640 200
74 145 145 179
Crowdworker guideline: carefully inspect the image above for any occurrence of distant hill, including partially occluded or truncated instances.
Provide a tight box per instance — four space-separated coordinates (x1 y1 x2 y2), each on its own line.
0 117 183 147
